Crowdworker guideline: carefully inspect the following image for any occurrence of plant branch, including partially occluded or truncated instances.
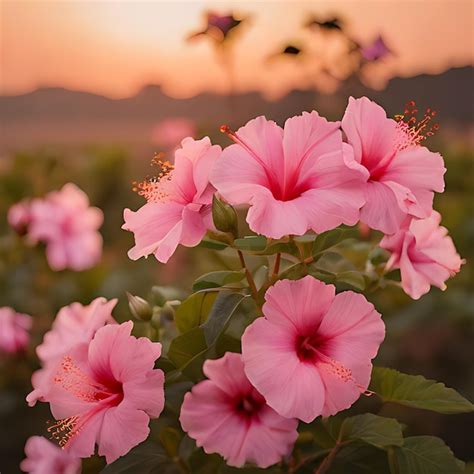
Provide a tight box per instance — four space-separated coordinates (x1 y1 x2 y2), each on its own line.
272 252 281 278
237 250 259 302
314 439 343 474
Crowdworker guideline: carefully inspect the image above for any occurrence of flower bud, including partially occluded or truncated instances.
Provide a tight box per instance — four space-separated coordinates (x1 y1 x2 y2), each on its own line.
126 292 153 321
212 194 238 237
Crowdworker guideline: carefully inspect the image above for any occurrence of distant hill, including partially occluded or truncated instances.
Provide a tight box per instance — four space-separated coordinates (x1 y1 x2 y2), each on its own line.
0 66 472 151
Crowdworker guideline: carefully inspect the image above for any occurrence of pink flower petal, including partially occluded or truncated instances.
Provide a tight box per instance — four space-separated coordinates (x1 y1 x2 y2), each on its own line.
123 202 184 260
341 96 398 170
98 404 151 463
263 277 335 331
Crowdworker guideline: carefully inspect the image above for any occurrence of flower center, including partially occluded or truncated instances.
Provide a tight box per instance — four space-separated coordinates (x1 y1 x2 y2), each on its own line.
296 333 324 363
220 124 309 202
48 355 124 448
235 390 265 419
53 355 123 404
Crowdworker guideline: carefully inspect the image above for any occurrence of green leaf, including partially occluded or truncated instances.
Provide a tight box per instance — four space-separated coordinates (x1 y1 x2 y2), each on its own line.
168 293 247 381
192 270 245 292
167 327 207 368
389 436 464 474
370 367 474 414
329 445 391 474
336 271 366 290
234 236 267 251
312 227 356 255
101 442 181 473
201 292 248 346
340 414 404 449
198 238 229 250
175 291 218 333
159 427 182 458
164 381 193 415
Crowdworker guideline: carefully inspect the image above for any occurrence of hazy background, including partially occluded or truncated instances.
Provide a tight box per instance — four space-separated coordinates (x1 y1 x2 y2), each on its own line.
0 1 473 472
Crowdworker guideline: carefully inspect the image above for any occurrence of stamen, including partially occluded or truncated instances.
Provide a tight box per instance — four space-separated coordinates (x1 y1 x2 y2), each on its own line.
54 355 108 402
133 152 174 203
220 124 269 171
298 337 370 396
47 416 81 448
394 100 439 150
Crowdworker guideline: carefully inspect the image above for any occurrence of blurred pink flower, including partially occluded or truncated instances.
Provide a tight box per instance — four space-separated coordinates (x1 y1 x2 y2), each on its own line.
180 352 298 468
21 436 81 474
0 307 32 354
36 322 164 464
242 276 385 422
151 118 196 149
341 97 446 234
37 298 117 364
29 183 103 271
381 211 464 300
27 298 118 406
123 137 220 263
360 35 392 62
211 113 367 239
8 200 31 235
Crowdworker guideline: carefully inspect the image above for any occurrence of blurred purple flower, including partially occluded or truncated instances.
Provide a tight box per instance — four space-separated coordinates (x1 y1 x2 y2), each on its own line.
360 35 392 61
188 11 244 43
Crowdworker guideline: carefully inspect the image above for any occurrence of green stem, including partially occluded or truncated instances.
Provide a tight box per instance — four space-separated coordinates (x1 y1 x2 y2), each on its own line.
237 250 259 302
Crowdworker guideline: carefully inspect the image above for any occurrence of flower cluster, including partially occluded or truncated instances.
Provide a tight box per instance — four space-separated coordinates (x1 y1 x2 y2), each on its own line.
8 183 103 271
124 97 462 299
20 97 465 471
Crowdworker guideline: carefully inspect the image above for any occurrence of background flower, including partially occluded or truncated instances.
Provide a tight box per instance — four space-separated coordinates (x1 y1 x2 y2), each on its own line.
20 436 81 474
0 307 32 355
28 183 103 271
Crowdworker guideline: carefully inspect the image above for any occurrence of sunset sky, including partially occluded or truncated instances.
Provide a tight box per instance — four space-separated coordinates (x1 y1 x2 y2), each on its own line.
1 0 473 99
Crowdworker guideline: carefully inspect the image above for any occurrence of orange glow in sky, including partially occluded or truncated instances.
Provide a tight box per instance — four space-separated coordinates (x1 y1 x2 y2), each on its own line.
1 0 473 99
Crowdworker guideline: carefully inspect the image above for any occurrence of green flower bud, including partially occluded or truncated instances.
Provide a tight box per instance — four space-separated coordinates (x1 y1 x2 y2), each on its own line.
126 292 153 321
212 194 238 238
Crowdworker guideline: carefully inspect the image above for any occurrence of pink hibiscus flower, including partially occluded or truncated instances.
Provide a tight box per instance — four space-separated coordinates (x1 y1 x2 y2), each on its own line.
29 183 103 271
27 298 117 406
8 200 31 235
341 97 446 234
37 322 164 464
0 307 32 354
210 112 367 239
180 352 298 468
380 211 464 300
123 137 220 263
242 276 385 422
21 436 81 474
